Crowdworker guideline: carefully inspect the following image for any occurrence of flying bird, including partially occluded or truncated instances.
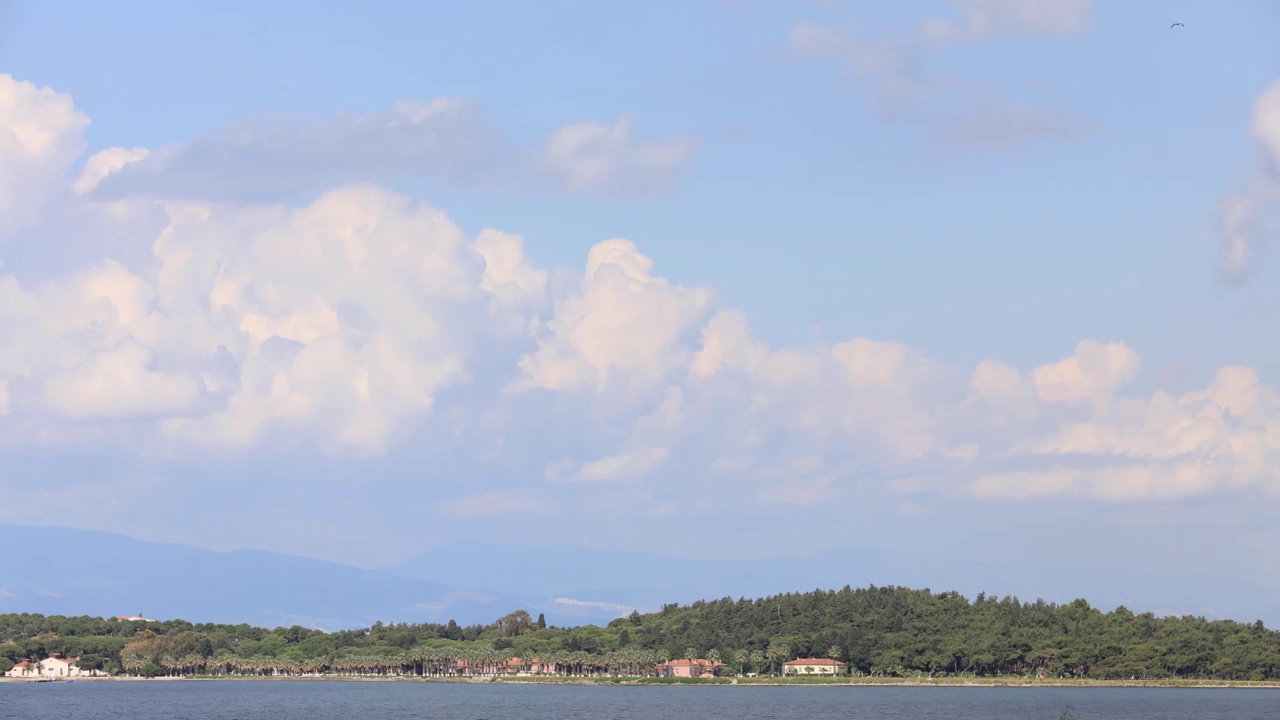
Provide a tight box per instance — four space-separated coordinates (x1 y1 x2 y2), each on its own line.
1170 22 1184 28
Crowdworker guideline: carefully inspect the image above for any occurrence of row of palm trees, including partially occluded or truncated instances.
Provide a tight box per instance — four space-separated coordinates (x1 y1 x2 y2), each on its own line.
116 645 815 678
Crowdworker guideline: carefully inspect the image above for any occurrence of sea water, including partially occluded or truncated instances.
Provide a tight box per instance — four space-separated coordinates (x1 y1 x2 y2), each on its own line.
2 681 1273 719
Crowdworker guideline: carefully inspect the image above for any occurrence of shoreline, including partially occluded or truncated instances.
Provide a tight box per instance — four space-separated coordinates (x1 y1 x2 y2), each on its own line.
6 675 1280 689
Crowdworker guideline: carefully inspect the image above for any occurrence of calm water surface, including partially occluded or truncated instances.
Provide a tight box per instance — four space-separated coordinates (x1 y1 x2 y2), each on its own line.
1 681 1274 719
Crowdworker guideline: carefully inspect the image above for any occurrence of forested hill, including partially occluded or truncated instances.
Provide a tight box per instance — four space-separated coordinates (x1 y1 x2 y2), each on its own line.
639 586 1279 679
3 585 1279 680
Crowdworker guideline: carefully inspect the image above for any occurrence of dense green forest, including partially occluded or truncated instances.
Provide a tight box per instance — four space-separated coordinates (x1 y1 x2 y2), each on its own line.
3 585 1279 680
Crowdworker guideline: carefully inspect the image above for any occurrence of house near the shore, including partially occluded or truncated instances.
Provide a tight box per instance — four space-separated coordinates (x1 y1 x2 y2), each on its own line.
4 660 35 677
42 654 84 677
654 658 726 678
5 654 95 678
782 658 844 675
504 657 551 675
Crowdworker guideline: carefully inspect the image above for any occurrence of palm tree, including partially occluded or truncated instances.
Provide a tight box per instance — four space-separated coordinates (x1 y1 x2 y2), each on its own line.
706 649 722 677
734 648 748 677
767 643 790 676
828 645 844 675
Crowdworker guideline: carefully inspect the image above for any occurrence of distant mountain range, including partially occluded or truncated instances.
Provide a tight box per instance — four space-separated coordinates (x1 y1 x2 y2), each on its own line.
384 541 1280 627
0 524 521 629
4 523 1279 630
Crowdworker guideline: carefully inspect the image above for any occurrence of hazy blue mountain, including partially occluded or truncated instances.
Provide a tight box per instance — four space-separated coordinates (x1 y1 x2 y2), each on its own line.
386 542 1280 627
7 524 1278 631
0 524 532 629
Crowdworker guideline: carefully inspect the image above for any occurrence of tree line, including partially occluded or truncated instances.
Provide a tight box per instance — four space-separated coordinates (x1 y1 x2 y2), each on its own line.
3 585 1279 680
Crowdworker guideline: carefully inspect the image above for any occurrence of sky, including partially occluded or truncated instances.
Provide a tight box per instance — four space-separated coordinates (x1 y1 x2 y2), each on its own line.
2 0 1280 617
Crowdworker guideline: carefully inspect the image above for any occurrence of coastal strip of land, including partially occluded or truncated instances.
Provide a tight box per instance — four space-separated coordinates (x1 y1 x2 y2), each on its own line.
8 587 1280 684
6 675 1280 689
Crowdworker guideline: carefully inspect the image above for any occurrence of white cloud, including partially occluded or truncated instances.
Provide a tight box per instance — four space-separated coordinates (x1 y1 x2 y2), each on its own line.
41 341 203 421
1253 80 1280 169
146 186 502 454
1218 79 1280 282
448 491 551 518
931 103 1093 148
474 229 550 337
72 147 151 195
517 239 712 395
553 598 637 616
0 74 88 233
1031 340 1140 406
0 180 543 453
3 73 1280 511
787 3 1093 147
81 100 698 203
91 98 498 202
539 115 695 195
920 0 1091 45
546 446 671 485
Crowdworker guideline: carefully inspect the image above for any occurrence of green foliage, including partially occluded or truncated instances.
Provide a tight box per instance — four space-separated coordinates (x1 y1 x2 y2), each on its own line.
623 588 1280 680
2 586 1279 680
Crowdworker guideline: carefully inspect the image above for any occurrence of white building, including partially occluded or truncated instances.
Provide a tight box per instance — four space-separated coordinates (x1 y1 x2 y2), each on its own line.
4 660 36 677
42 654 85 676
5 654 92 678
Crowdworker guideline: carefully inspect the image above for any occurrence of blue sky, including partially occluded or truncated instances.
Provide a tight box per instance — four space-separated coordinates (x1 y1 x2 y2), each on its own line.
3 1 1280 620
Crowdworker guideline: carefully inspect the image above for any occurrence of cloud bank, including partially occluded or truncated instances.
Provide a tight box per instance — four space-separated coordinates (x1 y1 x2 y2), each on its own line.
2 73 1279 520
788 0 1094 147
69 91 693 202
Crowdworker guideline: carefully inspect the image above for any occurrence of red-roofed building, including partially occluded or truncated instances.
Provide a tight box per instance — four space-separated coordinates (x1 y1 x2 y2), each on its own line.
654 658 726 678
782 658 844 675
504 655 550 671
4 654 98 678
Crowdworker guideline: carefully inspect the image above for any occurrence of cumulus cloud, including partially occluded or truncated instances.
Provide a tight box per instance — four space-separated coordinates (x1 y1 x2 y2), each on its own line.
516 239 712 395
539 115 695 195
1218 79 1280 282
72 147 151 195
787 2 1093 147
1031 340 1140 407
0 74 88 233
3 73 1280 512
